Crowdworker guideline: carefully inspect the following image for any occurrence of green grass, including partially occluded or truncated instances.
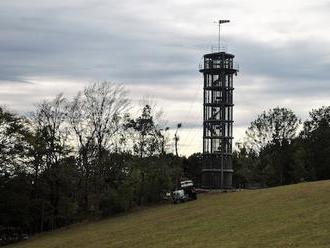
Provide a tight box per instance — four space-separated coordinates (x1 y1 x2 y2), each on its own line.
11 180 330 248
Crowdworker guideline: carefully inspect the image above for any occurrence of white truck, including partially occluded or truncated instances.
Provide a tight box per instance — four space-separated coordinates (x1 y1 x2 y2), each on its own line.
172 180 197 204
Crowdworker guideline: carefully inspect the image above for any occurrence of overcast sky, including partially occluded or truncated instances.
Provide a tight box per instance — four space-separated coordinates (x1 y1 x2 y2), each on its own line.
1 0 330 155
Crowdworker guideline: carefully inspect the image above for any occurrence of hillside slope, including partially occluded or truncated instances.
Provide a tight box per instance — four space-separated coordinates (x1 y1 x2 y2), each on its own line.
11 180 330 248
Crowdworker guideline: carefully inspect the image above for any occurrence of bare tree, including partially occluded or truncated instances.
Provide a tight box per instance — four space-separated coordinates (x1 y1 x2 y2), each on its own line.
67 82 129 154
65 82 129 210
32 93 70 170
30 93 70 231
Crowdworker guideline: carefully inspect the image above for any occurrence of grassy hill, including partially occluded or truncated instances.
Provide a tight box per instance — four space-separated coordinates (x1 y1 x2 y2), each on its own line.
10 180 330 248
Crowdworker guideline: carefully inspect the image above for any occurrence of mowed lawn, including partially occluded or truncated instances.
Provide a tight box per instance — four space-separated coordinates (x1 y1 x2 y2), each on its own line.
11 180 330 248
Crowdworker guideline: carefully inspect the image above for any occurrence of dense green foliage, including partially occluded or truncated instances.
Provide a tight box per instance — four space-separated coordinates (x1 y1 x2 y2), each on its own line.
233 106 330 187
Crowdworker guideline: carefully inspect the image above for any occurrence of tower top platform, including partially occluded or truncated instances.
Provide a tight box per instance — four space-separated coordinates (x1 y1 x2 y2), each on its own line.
199 51 239 73
203 51 235 59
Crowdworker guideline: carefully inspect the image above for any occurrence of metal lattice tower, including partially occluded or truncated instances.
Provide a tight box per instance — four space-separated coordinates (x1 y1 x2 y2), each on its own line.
199 20 239 189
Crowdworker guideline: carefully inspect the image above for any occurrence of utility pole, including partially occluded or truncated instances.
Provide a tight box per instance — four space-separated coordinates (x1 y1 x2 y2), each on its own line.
174 123 182 156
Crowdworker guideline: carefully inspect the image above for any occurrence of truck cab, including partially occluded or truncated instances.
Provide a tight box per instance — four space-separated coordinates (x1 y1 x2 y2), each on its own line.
172 180 197 204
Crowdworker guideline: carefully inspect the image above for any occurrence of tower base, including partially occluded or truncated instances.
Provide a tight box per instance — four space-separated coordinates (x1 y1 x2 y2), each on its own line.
201 169 233 189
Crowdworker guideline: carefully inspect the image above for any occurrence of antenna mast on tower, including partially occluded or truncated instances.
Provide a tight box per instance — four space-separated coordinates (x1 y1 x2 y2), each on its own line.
200 19 238 189
217 20 230 52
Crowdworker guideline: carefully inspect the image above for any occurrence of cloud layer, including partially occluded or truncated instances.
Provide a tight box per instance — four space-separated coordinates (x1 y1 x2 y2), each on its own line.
1 0 330 155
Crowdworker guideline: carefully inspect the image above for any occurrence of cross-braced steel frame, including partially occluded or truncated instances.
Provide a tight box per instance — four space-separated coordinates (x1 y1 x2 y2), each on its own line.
199 52 238 189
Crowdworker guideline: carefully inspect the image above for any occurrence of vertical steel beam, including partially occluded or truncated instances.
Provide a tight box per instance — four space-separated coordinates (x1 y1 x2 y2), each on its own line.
200 52 238 189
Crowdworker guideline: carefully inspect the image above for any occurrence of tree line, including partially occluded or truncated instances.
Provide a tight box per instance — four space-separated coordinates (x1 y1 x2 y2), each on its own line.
0 82 186 243
1 81 330 243
232 106 330 187
177 106 330 190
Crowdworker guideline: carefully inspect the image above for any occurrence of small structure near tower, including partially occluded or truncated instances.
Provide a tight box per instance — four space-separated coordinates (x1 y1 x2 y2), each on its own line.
199 20 239 189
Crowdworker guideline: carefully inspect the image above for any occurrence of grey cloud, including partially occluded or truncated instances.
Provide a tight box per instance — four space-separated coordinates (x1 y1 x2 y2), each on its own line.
0 1 201 83
2 0 328 90
1 0 330 155
231 38 330 80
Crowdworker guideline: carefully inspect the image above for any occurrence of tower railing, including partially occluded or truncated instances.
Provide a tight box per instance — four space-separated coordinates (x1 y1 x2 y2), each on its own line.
199 61 239 71
211 45 227 53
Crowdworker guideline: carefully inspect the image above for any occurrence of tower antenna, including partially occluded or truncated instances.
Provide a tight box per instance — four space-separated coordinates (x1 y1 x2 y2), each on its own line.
217 20 230 52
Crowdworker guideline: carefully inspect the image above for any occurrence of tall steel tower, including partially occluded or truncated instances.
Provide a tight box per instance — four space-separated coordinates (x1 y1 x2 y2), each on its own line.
199 20 239 189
